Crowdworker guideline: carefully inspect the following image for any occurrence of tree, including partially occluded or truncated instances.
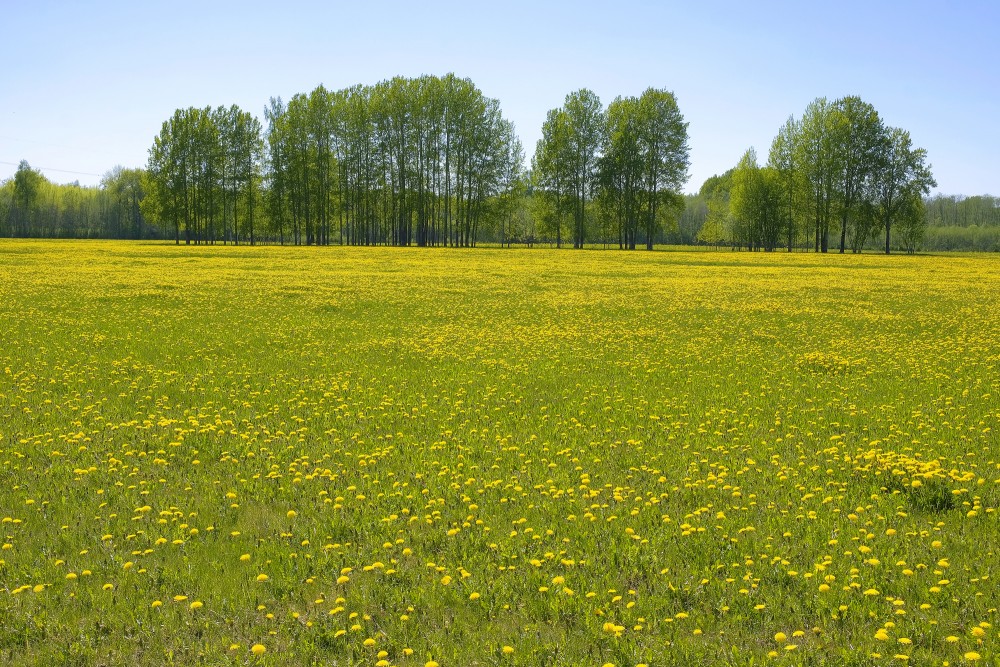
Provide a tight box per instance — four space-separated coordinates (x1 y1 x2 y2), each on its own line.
13 160 44 237
101 166 147 239
564 90 604 248
897 194 928 253
730 149 783 251
695 170 734 247
599 89 689 250
264 97 290 244
533 108 573 247
635 88 689 249
144 105 262 245
795 98 839 252
768 117 801 251
830 96 885 253
871 127 935 254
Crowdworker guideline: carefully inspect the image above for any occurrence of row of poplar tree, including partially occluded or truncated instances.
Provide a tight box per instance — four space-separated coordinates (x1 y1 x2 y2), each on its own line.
140 75 692 249
1 79 947 252
696 96 936 254
144 74 524 247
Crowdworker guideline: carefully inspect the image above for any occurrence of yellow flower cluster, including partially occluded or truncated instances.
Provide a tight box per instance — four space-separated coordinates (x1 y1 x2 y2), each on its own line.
0 241 997 665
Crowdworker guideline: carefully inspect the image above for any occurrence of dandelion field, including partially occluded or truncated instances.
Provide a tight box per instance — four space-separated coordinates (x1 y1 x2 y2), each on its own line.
1 241 999 667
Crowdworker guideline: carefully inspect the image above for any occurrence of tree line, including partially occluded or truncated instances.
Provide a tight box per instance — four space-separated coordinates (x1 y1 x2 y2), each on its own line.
140 74 525 247
137 75 694 248
3 79 998 251
696 97 937 254
0 162 152 239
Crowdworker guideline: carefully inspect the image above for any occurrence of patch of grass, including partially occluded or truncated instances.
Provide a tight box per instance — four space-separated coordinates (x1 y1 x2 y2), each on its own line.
0 240 997 666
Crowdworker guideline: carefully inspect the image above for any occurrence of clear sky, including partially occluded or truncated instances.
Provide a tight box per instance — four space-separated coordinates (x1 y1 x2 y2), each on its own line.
1 0 997 195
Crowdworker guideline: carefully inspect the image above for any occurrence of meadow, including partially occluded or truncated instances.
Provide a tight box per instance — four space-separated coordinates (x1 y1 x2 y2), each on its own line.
0 240 998 667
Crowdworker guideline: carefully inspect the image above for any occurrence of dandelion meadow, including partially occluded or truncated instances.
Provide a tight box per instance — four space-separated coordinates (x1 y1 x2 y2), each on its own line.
1 240 998 666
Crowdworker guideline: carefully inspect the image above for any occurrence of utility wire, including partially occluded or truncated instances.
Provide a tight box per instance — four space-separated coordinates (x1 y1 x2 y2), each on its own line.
0 159 104 178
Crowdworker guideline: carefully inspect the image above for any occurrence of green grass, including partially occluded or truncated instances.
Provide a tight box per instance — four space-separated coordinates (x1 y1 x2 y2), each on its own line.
0 240 998 666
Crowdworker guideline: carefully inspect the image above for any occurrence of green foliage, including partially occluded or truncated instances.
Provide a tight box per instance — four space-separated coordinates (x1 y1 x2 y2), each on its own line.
695 170 733 246
0 162 153 239
144 105 263 244
600 88 690 249
704 96 937 254
729 149 784 251
534 90 605 248
262 74 523 247
924 224 1000 252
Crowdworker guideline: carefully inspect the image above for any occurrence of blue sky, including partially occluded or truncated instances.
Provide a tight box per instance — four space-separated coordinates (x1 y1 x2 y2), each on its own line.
1 0 997 195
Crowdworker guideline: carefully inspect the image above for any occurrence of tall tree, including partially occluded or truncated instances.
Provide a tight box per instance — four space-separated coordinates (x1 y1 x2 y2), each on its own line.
533 108 573 247
12 160 44 237
830 96 885 253
635 88 689 249
768 117 801 251
599 89 689 250
564 90 604 248
730 148 783 251
795 98 839 252
871 127 935 254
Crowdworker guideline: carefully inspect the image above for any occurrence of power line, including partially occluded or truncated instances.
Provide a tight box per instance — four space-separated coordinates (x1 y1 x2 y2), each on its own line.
0 160 103 178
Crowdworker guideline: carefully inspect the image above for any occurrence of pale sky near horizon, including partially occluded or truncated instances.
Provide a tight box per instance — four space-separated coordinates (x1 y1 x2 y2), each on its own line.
1 0 997 195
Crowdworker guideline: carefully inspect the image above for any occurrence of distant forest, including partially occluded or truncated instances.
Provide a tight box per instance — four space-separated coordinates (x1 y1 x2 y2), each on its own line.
1 74 997 252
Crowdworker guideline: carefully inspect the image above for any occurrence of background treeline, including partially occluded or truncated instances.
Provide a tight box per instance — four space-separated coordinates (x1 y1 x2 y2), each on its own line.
2 77 998 251
0 163 154 239
921 195 1000 252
